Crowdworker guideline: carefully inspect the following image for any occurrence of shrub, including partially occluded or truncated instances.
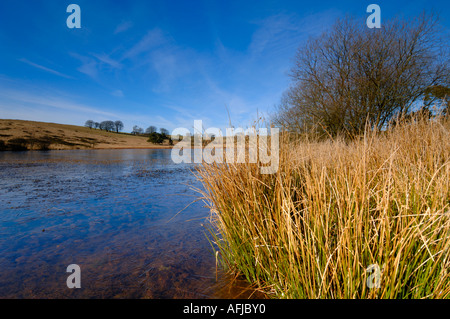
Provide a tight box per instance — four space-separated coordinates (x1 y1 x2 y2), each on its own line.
148 132 164 144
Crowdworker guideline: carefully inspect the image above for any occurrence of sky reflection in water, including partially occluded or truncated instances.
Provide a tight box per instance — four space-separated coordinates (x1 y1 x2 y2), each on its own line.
0 149 260 298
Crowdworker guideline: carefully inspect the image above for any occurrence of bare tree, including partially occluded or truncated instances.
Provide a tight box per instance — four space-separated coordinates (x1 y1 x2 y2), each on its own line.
100 121 115 132
145 126 157 134
106 121 115 132
274 13 449 136
132 125 143 135
114 120 124 133
85 120 94 129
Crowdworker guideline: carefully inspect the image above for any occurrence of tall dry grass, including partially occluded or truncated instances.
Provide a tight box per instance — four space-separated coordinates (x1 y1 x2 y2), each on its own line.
195 115 450 298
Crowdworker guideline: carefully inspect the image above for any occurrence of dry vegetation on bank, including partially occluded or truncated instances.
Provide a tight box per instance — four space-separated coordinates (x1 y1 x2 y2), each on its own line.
196 114 450 298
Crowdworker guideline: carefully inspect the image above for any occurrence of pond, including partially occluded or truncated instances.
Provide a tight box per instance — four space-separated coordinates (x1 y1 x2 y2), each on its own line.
0 149 260 298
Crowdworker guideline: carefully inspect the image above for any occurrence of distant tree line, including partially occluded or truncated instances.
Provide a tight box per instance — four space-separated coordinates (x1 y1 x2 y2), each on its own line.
84 120 173 145
134 125 172 145
85 120 124 133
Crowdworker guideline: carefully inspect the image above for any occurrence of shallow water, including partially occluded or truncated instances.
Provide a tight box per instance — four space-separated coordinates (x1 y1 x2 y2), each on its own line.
0 149 261 299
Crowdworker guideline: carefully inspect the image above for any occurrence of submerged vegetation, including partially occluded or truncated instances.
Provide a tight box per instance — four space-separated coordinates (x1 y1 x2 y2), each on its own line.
196 114 450 298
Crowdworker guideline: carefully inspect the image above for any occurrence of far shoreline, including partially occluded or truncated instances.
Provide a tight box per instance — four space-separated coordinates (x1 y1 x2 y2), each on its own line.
0 145 176 152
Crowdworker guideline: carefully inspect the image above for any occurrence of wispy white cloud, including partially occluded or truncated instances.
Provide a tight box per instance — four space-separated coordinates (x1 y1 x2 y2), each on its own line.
78 61 98 79
69 52 99 79
18 58 74 79
0 88 120 119
121 29 167 60
114 21 133 34
248 10 339 59
149 49 183 93
0 83 186 132
111 89 124 97
92 53 123 69
116 28 198 93
70 51 123 83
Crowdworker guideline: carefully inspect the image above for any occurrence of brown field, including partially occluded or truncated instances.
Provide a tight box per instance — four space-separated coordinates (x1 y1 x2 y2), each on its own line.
0 119 173 151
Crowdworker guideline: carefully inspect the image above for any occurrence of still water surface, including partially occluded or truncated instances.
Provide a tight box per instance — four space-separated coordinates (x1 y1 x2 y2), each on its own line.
0 149 259 298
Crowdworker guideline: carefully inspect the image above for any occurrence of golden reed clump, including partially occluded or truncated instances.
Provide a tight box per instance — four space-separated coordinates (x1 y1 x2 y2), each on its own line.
195 114 450 298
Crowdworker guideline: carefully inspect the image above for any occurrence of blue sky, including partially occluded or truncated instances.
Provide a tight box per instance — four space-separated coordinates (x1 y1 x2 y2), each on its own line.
0 0 449 133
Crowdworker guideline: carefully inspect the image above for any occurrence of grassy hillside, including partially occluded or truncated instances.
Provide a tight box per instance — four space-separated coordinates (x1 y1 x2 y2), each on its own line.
0 119 172 151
